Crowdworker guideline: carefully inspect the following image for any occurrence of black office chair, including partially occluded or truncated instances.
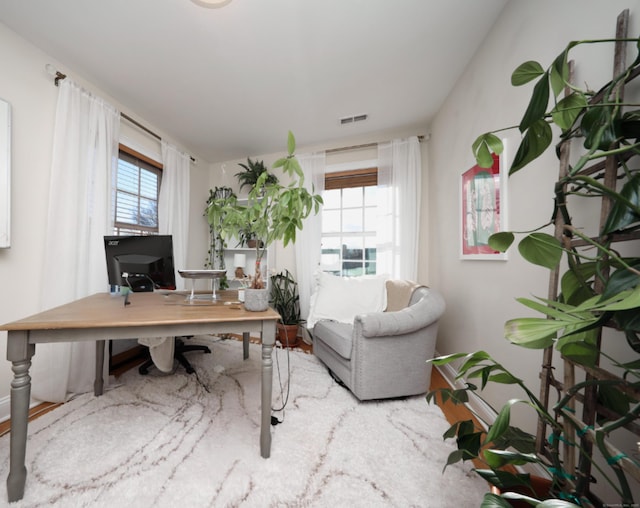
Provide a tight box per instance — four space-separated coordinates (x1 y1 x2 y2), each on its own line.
138 336 210 375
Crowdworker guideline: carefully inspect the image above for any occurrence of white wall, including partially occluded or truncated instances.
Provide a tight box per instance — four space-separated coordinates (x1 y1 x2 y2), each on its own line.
0 22 207 418
428 0 640 432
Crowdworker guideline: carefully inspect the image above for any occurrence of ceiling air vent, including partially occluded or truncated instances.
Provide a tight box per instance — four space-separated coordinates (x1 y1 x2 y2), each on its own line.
340 114 368 125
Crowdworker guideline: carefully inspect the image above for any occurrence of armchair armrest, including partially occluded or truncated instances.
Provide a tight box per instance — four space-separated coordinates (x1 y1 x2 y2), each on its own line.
355 288 445 338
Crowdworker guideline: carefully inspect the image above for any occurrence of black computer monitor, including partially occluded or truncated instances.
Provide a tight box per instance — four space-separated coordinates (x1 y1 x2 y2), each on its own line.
104 235 176 292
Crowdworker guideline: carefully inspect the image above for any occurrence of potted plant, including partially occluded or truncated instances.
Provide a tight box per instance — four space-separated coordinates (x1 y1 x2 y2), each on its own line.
235 157 278 192
204 186 234 290
428 22 639 507
270 269 301 347
206 131 323 311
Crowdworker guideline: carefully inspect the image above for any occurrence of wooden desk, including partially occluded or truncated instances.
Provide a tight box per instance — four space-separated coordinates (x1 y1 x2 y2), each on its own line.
1 291 280 502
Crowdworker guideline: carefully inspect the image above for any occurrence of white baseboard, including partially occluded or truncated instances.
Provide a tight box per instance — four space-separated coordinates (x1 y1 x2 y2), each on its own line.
0 396 47 425
0 395 10 424
432 349 495 430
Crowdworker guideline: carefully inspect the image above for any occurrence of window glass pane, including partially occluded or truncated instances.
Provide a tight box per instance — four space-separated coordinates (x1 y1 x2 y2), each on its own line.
364 185 377 206
365 236 377 261
322 209 341 233
342 237 364 261
139 198 158 227
320 175 378 277
140 170 158 198
364 206 376 231
342 208 363 232
342 262 364 277
342 187 362 207
322 189 341 209
116 192 138 224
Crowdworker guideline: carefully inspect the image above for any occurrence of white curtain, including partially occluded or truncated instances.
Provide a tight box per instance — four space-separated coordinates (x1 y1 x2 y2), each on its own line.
294 151 325 320
377 136 421 280
159 140 191 291
33 79 120 402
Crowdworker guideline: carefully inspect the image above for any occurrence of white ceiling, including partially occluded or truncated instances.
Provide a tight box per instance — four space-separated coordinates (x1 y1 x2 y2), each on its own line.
0 0 506 162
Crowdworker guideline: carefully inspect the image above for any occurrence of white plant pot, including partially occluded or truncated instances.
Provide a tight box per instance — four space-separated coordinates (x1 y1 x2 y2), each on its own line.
243 288 269 311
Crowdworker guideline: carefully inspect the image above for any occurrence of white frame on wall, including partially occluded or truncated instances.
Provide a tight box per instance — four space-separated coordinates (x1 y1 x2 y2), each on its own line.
0 98 11 249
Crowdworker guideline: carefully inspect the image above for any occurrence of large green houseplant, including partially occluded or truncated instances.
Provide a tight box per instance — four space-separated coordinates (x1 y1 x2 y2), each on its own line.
429 25 640 508
206 131 322 308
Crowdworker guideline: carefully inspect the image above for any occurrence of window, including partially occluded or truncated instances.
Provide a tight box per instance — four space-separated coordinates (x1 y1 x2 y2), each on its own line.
321 168 377 276
113 146 161 235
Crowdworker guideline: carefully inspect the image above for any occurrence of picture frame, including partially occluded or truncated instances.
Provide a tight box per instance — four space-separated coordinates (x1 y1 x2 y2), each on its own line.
460 151 507 260
0 98 10 249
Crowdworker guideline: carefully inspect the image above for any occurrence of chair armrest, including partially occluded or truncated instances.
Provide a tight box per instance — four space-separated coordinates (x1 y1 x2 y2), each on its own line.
355 288 445 338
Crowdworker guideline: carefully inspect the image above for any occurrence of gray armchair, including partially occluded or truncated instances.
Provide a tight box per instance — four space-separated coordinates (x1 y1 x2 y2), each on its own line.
313 285 445 401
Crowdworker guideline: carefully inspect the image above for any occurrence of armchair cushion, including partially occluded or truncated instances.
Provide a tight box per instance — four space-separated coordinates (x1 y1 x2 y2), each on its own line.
307 271 388 329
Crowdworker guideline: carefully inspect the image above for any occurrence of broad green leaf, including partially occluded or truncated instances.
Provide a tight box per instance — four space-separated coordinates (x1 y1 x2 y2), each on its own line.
511 61 545 86
602 262 640 300
551 92 588 131
557 335 599 367
601 173 640 235
458 351 493 375
472 133 503 168
515 296 587 321
476 469 532 489
428 352 470 366
519 73 550 133
487 373 520 385
518 233 562 269
581 104 617 151
560 263 597 304
493 426 536 454
287 130 296 155
480 492 512 508
483 449 539 469
505 318 561 348
272 157 287 168
485 399 520 444
595 285 640 311
510 119 553 175
550 50 569 97
619 109 640 139
488 232 514 252
598 383 630 417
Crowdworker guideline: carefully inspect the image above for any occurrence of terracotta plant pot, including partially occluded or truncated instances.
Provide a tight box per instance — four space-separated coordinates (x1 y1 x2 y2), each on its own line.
276 323 299 347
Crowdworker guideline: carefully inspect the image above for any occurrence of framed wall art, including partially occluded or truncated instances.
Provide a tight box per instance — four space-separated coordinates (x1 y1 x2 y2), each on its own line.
460 152 507 260
0 98 10 249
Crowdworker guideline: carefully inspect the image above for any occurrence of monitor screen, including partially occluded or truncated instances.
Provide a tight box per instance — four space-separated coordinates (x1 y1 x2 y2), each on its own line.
104 235 176 292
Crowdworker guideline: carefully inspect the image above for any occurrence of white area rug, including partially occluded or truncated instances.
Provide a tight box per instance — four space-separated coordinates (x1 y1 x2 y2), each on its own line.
0 338 488 507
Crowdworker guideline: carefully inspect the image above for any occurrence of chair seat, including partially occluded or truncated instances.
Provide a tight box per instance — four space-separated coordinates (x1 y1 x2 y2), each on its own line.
313 321 353 360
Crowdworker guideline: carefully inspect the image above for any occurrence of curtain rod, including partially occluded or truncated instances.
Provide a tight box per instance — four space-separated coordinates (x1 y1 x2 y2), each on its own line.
120 114 196 163
45 64 196 163
325 134 426 154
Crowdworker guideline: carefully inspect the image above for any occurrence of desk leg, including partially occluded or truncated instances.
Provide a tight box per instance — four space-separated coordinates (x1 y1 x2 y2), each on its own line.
6 331 35 502
260 321 275 459
94 340 105 396
243 332 250 360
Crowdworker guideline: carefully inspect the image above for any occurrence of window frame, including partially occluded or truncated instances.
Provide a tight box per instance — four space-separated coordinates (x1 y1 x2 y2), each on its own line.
113 144 162 235
321 167 378 277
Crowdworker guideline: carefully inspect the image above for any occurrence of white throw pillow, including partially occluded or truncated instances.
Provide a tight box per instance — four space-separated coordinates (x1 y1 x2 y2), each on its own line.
307 271 388 329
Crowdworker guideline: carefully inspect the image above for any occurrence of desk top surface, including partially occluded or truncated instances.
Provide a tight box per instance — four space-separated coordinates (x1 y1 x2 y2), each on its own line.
1 291 280 331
